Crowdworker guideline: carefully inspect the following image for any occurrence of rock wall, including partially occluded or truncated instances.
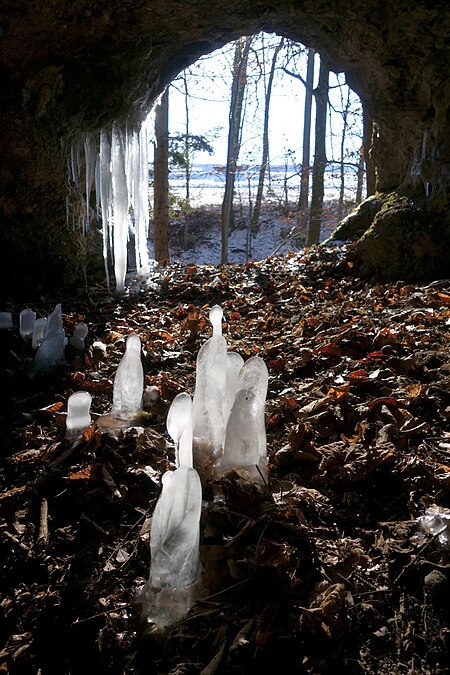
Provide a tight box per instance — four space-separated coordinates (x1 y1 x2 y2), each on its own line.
1 0 449 298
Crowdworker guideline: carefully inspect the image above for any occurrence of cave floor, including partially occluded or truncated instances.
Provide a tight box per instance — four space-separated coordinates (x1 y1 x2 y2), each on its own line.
1 245 450 674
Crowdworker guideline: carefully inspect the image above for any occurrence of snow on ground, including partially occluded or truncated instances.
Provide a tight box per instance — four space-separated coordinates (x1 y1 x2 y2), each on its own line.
160 165 357 266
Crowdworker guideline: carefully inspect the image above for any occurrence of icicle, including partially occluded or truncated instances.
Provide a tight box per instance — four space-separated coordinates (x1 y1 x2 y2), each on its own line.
84 134 97 234
136 117 150 274
99 129 112 290
67 110 153 292
111 126 129 293
124 119 150 276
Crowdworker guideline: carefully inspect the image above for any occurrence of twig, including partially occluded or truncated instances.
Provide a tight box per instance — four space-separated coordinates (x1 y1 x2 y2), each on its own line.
2 529 29 552
36 497 49 545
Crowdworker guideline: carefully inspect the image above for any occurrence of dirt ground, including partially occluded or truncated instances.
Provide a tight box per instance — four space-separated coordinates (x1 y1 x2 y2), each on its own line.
1 245 450 674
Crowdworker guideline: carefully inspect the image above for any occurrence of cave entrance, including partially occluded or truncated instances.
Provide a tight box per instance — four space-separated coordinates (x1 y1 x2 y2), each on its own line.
148 32 367 266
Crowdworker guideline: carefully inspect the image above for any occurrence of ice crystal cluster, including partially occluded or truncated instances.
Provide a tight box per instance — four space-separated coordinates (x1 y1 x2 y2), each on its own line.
144 305 268 626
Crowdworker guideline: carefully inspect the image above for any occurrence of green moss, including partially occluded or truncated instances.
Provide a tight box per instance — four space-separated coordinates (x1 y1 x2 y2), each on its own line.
354 192 450 281
322 194 384 243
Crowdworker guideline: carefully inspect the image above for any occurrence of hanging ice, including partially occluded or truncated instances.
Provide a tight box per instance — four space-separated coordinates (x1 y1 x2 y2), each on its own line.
30 304 65 374
19 308 36 342
69 112 152 293
126 118 151 275
167 392 193 468
226 352 244 418
111 127 129 293
142 467 202 626
69 322 89 353
192 308 228 483
110 333 144 418
84 134 97 233
32 317 47 349
66 391 92 439
98 129 112 289
215 356 269 484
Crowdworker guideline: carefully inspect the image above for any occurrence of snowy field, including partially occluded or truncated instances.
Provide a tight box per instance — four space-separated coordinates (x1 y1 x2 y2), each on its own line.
163 163 359 266
168 163 361 207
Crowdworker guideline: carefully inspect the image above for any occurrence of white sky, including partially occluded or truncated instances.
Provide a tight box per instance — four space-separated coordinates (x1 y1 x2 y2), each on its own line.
166 34 363 169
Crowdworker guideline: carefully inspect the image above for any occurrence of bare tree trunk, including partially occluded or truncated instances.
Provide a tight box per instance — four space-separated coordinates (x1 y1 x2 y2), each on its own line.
221 36 252 264
251 38 283 232
306 59 329 246
356 145 365 203
299 48 315 211
363 105 376 197
183 72 191 205
153 88 170 261
338 86 351 222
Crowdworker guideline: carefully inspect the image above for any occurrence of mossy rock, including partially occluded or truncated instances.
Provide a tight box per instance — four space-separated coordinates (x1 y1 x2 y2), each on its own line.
323 194 384 243
354 193 450 282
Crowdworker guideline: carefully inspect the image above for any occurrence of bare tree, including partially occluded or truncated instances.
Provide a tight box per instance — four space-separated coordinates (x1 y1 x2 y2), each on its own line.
362 105 376 197
306 58 329 246
221 36 252 264
337 85 352 221
299 48 315 211
153 88 170 261
251 37 284 232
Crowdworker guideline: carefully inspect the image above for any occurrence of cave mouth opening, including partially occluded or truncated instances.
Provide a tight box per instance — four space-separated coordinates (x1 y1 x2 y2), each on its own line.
68 31 366 292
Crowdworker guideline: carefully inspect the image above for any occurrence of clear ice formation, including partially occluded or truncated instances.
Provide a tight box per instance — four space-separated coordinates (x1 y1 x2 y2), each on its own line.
31 304 66 373
226 352 244 418
111 333 144 418
69 322 89 352
216 356 269 483
111 127 129 293
192 328 228 481
19 308 36 342
32 317 47 349
209 304 223 336
143 467 202 626
417 506 450 545
66 391 92 439
68 118 151 292
167 392 193 467
0 312 13 330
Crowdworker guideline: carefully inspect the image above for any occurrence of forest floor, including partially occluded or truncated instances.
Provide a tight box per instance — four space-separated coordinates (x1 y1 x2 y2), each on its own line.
1 243 450 674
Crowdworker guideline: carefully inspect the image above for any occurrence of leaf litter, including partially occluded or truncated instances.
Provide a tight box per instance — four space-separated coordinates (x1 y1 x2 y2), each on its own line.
1 245 450 674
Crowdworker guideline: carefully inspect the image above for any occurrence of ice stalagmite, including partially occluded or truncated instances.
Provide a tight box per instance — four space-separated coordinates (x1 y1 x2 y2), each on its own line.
69 323 88 353
226 352 244 419
209 304 223 336
32 317 47 349
66 391 92 440
0 312 13 330
215 356 269 484
143 467 202 626
192 306 228 483
167 392 193 468
19 308 36 342
111 333 144 418
30 304 66 374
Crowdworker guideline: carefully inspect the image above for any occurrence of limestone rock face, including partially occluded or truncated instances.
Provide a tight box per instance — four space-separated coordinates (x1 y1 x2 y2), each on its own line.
0 0 449 297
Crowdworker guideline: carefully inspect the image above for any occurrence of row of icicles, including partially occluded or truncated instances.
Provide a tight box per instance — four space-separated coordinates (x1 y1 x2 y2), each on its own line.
15 303 268 626
67 117 153 292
